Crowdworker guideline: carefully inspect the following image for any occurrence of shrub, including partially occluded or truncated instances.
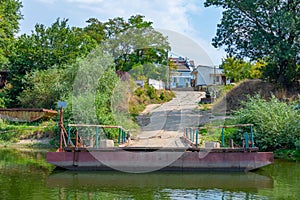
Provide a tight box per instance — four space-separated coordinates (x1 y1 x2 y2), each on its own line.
233 95 300 151
146 85 159 100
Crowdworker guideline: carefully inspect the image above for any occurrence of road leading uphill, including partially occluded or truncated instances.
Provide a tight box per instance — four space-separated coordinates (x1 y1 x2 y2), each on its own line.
128 91 205 148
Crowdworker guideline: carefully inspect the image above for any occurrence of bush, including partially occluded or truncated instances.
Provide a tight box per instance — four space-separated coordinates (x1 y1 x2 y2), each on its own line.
146 85 159 101
233 95 300 151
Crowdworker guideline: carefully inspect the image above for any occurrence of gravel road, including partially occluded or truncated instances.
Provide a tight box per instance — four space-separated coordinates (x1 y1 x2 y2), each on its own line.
129 91 206 148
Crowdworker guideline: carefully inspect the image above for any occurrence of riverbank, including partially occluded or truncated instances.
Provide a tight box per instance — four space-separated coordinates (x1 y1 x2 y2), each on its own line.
274 149 300 161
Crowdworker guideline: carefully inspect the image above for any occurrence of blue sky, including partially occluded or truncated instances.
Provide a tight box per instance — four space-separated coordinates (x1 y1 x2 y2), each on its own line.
19 0 226 66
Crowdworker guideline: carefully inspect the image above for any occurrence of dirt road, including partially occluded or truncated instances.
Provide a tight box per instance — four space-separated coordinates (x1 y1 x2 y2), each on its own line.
129 91 205 148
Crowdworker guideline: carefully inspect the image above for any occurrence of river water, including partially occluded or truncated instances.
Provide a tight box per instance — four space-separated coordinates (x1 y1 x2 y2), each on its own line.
0 148 299 200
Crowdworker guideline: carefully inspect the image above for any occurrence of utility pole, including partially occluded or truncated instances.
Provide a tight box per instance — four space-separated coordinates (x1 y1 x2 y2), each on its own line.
166 50 170 90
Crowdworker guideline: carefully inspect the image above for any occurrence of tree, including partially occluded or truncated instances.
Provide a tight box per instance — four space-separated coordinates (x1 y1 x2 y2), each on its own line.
220 57 265 82
17 64 77 109
6 18 97 107
0 0 22 66
11 18 97 72
205 0 300 87
85 15 170 72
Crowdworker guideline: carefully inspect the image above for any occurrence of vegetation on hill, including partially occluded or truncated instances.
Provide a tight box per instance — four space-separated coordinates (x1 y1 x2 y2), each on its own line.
232 95 300 151
213 79 299 113
129 85 175 115
203 79 299 159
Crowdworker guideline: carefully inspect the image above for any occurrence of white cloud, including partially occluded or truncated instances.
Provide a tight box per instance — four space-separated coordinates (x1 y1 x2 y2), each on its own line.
30 0 225 65
35 0 57 4
66 0 104 3
66 0 225 65
60 0 198 33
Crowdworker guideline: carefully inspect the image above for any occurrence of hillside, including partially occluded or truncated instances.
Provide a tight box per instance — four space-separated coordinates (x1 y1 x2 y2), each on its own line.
213 79 299 113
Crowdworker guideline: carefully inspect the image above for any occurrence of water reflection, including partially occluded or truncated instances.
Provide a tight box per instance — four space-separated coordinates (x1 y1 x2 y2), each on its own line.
47 170 273 192
46 170 274 199
2 148 300 200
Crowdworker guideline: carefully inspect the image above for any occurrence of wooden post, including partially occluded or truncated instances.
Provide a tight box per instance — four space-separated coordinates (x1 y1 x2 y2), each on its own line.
76 131 79 148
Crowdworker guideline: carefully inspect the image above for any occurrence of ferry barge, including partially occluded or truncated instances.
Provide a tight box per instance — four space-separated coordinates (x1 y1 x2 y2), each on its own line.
46 107 273 172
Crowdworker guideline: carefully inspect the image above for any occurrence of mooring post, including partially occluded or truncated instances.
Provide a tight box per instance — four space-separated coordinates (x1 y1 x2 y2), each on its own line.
250 125 254 148
67 125 71 146
95 126 99 148
195 130 199 148
221 127 225 147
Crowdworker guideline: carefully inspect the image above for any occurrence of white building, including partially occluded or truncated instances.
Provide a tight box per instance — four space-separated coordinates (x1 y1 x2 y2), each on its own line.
192 65 228 89
149 78 165 90
169 57 194 89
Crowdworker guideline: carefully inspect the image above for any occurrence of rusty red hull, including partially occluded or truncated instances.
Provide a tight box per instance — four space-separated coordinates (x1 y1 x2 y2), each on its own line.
46 148 273 172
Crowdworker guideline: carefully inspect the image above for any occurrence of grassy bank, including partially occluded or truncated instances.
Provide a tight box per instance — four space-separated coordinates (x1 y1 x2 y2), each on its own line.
0 120 57 148
274 149 300 161
0 86 175 147
129 85 175 115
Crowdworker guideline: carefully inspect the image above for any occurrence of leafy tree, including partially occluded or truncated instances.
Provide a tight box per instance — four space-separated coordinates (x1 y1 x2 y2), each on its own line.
109 27 170 72
6 18 97 107
17 64 77 109
0 0 22 66
130 63 167 82
85 15 170 72
84 18 106 43
11 18 97 72
205 0 300 87
220 57 265 81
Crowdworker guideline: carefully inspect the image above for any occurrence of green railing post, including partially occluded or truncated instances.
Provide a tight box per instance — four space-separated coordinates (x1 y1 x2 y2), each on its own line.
185 128 188 137
67 126 71 145
95 126 99 148
124 130 127 143
195 130 199 148
121 129 123 143
245 133 249 148
250 125 254 148
118 128 121 144
122 129 126 143
192 129 196 142
221 128 225 147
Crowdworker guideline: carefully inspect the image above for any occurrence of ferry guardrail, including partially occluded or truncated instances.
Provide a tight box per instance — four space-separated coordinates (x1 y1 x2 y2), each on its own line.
184 124 254 148
66 124 130 148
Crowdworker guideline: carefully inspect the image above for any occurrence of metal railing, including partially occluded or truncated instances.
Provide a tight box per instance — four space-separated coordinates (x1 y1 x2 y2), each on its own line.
65 124 130 148
184 124 254 148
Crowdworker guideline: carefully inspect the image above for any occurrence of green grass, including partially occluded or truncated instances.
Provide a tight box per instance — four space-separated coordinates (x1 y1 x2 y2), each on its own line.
274 149 300 161
0 120 56 143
